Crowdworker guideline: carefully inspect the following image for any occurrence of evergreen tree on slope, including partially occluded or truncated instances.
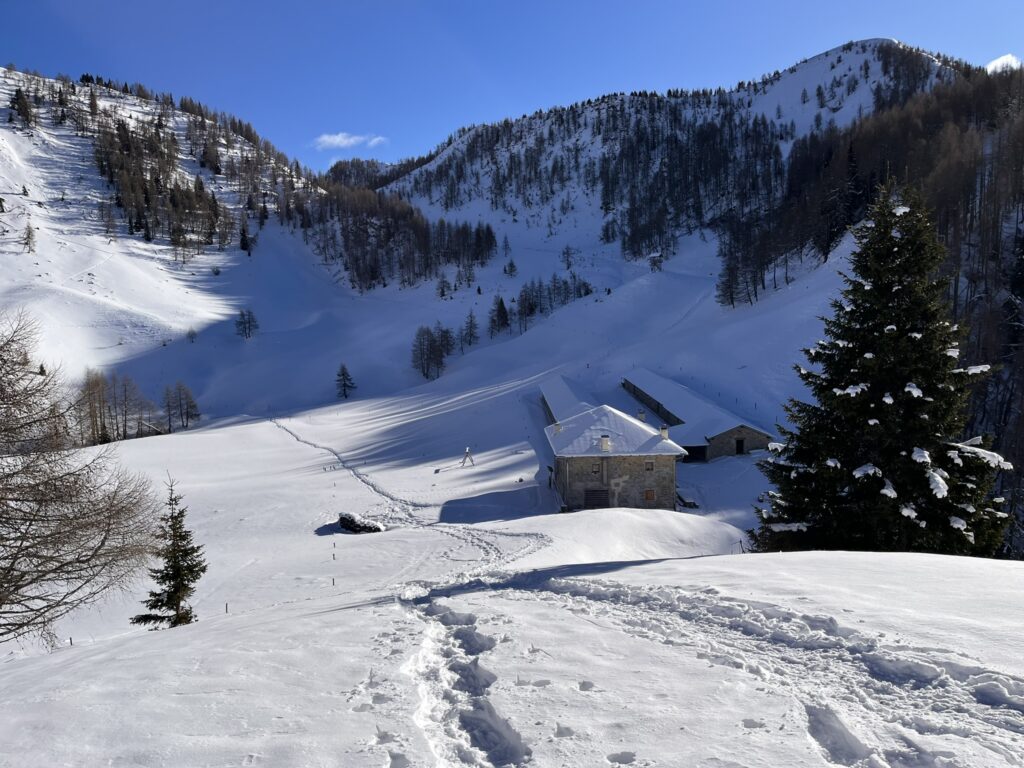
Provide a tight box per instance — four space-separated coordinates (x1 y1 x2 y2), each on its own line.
336 363 356 399
131 481 207 629
754 188 1011 555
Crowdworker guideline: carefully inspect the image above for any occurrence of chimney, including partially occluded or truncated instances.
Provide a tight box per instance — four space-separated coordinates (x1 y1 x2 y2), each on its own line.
554 422 562 434
637 409 646 422
659 425 669 440
600 434 611 452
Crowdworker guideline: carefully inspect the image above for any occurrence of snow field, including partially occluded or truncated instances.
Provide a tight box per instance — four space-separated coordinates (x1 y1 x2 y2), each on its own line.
2 54 1023 768
415 553 1024 767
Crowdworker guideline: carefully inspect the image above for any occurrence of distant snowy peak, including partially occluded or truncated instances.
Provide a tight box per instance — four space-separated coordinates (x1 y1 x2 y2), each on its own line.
384 39 950 255
986 54 1023 73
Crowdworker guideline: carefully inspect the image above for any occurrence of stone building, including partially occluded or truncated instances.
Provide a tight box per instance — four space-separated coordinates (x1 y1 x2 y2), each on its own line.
622 368 773 462
544 404 686 510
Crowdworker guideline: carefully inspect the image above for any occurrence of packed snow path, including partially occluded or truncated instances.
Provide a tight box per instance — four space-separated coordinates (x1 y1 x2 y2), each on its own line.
404 602 532 767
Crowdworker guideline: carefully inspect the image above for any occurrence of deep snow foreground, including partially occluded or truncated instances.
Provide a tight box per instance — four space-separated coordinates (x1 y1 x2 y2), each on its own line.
1 414 1022 768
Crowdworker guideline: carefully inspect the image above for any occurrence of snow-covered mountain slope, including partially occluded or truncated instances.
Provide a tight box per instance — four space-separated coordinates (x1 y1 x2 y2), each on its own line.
1 63 839 421
0 68 494 414
0 87 223 376
986 53 1023 73
2 51 1022 768
384 39 950 258
3 221 1021 765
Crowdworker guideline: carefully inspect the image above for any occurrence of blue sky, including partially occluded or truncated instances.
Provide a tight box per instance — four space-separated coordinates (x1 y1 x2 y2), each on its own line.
6 1 1022 171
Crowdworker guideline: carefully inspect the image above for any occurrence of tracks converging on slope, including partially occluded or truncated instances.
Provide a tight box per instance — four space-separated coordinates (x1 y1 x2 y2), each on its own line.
270 415 549 767
269 417 549 585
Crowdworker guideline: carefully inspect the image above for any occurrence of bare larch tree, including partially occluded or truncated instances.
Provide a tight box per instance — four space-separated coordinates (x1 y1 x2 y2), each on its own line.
0 311 157 643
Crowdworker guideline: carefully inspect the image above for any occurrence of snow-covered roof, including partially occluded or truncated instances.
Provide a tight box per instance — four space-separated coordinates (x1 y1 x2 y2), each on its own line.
623 368 772 447
544 405 686 457
539 376 594 422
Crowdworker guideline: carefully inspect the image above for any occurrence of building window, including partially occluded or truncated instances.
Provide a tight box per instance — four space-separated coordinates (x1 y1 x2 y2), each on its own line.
591 463 600 474
644 460 654 472
644 489 656 502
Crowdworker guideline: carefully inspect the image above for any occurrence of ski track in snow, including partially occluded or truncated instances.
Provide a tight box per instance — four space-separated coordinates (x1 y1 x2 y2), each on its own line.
441 573 1024 767
269 417 549 587
270 416 550 765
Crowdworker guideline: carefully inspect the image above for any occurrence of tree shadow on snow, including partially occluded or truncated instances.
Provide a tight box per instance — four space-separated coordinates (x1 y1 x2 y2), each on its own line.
413 556 712 605
438 485 552 524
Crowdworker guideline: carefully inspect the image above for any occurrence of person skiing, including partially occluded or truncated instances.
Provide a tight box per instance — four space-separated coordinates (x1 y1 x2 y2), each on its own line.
461 446 475 466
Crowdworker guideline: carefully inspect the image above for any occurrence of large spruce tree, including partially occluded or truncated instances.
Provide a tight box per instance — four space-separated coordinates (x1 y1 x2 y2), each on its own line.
131 481 207 629
754 188 1011 555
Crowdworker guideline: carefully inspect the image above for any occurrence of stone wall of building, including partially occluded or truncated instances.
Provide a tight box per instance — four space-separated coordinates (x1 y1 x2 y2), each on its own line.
556 454 677 510
706 425 771 460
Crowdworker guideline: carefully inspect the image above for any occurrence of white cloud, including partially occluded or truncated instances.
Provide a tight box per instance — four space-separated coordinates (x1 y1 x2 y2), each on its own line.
314 131 388 151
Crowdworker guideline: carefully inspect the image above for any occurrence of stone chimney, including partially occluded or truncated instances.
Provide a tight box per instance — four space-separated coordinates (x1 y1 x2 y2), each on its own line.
637 409 646 422
554 422 562 434
659 425 669 440
600 434 611 452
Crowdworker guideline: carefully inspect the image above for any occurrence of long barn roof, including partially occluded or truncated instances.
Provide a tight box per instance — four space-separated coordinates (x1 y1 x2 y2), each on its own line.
539 375 595 422
623 368 772 447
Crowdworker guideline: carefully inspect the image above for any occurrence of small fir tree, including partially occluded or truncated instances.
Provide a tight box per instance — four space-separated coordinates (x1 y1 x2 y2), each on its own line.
461 309 479 352
755 188 1011 555
9 87 34 126
240 217 251 255
488 296 509 337
131 481 207 629
336 363 356 399
436 274 451 298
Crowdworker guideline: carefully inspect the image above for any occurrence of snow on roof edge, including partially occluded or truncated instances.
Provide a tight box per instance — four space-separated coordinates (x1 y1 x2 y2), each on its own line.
544 404 686 458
